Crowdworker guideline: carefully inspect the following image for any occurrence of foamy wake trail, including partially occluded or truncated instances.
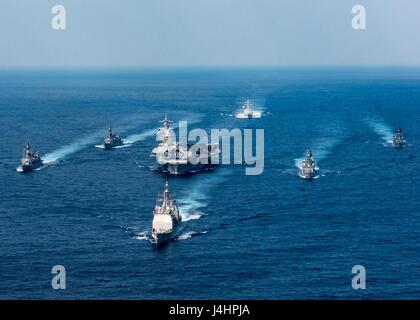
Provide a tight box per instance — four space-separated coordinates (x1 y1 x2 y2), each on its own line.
177 231 207 241
178 193 207 222
294 137 340 169
134 231 150 241
124 128 157 144
44 127 141 163
43 133 102 164
96 142 133 150
294 158 302 170
124 113 204 145
178 172 227 221
181 211 204 222
366 117 394 143
113 144 132 149
42 112 203 163
125 115 201 145
235 111 263 119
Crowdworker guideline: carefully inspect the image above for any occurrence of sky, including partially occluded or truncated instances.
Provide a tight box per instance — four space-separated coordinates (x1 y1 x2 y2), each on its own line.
0 0 419 67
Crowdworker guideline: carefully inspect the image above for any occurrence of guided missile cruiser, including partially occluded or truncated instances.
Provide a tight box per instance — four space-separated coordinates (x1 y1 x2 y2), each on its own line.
151 181 181 245
392 128 405 148
17 141 43 172
242 99 254 119
299 150 317 180
103 124 123 150
151 115 219 175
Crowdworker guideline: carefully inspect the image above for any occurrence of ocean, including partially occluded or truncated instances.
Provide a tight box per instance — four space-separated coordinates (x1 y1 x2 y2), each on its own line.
0 68 419 299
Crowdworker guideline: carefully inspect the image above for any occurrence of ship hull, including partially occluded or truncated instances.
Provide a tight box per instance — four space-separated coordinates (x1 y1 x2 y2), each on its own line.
153 138 219 175
299 171 316 180
300 174 314 180
152 232 173 245
103 140 124 150
152 224 180 245
392 141 405 148
17 161 43 173
161 162 217 175
167 163 202 175
393 144 405 149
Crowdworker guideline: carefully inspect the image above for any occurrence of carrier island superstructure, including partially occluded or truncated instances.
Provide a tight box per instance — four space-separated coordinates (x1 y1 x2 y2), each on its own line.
151 116 219 175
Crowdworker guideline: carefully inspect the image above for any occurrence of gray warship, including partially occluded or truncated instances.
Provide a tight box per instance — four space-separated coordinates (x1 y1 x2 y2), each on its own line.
299 150 317 180
103 124 123 150
242 99 254 118
151 181 181 245
392 128 405 148
151 116 219 175
17 141 43 172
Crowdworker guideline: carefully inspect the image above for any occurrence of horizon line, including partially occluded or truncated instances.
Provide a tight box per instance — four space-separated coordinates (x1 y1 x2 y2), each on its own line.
2 64 420 71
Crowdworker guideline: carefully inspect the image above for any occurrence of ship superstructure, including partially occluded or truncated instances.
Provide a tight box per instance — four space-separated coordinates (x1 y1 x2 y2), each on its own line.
151 116 219 175
242 99 254 118
392 128 405 148
17 141 43 172
151 181 181 245
300 150 317 180
103 124 123 150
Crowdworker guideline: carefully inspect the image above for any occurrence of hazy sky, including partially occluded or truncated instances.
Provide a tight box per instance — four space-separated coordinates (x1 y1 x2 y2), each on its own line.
1 0 419 67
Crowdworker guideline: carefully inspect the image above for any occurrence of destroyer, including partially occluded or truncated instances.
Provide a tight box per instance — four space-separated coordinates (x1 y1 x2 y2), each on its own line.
392 128 405 148
242 99 254 118
151 181 181 245
151 116 219 175
299 150 317 180
103 124 123 150
17 141 43 172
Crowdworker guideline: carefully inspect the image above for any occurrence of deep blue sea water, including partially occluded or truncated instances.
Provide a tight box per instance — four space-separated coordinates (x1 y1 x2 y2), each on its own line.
0 68 419 299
